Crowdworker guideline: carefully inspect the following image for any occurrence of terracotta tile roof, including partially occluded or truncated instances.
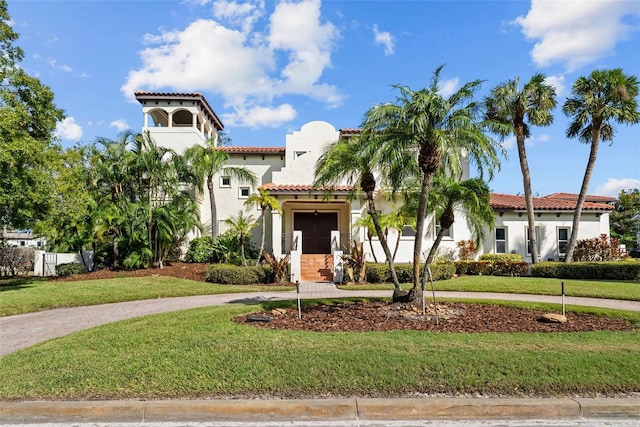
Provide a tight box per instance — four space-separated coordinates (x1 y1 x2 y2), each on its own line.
134 91 223 130
544 192 617 203
490 193 614 211
338 128 361 140
260 183 354 193
217 146 285 154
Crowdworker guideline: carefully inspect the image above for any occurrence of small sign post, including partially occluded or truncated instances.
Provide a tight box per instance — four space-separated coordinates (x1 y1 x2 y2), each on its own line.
296 280 301 319
561 281 565 316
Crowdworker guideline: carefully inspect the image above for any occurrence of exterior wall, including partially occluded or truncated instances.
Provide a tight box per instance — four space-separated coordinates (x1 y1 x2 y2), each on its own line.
272 121 339 185
485 211 609 262
213 153 285 252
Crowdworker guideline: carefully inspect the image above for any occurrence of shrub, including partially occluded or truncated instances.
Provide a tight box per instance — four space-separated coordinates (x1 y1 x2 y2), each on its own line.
205 264 268 285
210 231 259 265
0 247 35 277
186 237 215 263
342 241 367 284
456 240 478 260
531 261 640 281
454 260 492 276
490 261 530 277
56 262 87 277
573 234 625 261
364 262 455 283
480 253 523 262
262 252 290 285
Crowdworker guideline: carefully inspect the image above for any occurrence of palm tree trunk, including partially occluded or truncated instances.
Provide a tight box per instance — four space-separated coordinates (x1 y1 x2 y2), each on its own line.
392 232 401 261
516 127 539 263
207 175 217 240
367 195 400 289
368 235 378 263
565 129 601 262
256 212 266 267
412 171 433 290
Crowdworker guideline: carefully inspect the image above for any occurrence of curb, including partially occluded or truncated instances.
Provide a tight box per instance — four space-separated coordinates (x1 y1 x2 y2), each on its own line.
1 397 639 423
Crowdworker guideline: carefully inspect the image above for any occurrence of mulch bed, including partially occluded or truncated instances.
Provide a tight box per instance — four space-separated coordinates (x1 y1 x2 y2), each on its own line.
236 300 637 333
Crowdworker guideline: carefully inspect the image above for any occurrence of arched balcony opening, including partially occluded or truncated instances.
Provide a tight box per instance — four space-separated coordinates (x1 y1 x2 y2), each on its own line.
172 109 193 128
148 108 169 127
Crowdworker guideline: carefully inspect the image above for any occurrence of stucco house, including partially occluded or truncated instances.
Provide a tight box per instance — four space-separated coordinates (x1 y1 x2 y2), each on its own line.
135 92 614 281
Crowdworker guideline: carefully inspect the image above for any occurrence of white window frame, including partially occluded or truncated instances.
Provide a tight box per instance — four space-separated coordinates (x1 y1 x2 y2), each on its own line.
557 227 570 257
220 176 231 188
495 226 507 254
526 226 541 256
239 187 250 199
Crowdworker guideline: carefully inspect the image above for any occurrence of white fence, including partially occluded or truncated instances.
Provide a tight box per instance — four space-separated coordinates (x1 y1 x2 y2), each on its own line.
34 250 94 276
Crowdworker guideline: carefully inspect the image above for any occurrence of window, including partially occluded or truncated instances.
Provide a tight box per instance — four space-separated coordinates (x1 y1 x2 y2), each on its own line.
401 225 416 237
495 227 507 253
526 226 540 255
295 151 307 158
220 176 231 187
558 227 569 256
239 187 250 198
435 220 452 239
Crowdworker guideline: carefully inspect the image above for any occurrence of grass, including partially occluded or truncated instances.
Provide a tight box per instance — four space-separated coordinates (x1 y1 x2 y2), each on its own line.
340 276 640 301
0 300 638 400
1 275 638 316
0 276 293 316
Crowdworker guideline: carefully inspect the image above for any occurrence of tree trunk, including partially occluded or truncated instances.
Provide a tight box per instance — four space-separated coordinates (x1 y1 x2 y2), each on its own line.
412 171 434 291
565 128 601 262
256 210 266 266
516 124 538 263
368 234 378 263
208 175 217 240
367 195 400 289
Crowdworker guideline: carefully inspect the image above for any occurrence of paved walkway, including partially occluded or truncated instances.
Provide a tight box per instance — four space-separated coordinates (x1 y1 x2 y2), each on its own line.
2 282 639 357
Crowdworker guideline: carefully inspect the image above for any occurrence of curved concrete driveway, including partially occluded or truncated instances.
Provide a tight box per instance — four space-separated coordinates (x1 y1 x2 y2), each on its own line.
2 283 639 357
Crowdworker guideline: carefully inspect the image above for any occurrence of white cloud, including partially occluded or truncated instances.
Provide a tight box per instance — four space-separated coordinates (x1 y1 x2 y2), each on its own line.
54 117 83 141
373 24 394 56
513 0 640 71
596 178 640 197
47 58 72 72
222 103 296 128
213 0 265 34
110 119 130 132
438 77 459 98
544 74 566 97
122 0 342 129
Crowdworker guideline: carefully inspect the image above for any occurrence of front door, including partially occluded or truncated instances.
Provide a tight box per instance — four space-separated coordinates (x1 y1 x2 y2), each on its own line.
294 212 337 254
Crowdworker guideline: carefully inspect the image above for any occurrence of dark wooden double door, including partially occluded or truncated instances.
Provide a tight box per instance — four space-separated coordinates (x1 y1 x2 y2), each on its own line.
294 212 337 254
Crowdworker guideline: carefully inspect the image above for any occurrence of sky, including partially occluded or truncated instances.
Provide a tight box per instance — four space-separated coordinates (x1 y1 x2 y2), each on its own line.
7 0 640 197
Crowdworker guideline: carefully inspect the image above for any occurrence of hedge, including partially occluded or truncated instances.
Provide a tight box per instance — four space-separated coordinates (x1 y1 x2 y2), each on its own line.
530 261 640 281
454 260 529 277
365 262 455 283
56 262 88 277
205 264 270 285
479 253 523 262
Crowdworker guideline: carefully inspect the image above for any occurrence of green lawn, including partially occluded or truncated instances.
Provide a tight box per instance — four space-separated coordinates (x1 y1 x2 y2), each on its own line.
1 275 638 316
0 276 293 316
340 276 640 301
0 300 638 400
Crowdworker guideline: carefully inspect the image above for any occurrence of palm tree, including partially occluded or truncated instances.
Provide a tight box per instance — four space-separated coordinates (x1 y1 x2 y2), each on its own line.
314 134 402 289
354 213 379 263
362 65 503 297
485 74 557 264
562 68 639 262
224 211 258 266
185 138 257 240
244 188 282 266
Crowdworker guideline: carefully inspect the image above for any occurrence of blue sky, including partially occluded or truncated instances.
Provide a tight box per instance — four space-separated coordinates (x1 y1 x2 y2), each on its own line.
8 0 640 197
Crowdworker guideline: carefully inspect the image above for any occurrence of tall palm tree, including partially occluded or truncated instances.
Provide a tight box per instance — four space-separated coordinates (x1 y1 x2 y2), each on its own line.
224 211 258 266
485 74 557 264
244 188 282 266
314 135 402 289
354 213 379 263
362 65 503 296
185 139 257 240
562 68 639 262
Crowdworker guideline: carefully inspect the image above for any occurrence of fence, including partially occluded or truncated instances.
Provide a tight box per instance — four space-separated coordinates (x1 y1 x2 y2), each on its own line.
34 250 94 276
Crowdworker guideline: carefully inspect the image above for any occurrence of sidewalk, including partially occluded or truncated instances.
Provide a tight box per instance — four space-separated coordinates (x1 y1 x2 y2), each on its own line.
2 397 639 424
